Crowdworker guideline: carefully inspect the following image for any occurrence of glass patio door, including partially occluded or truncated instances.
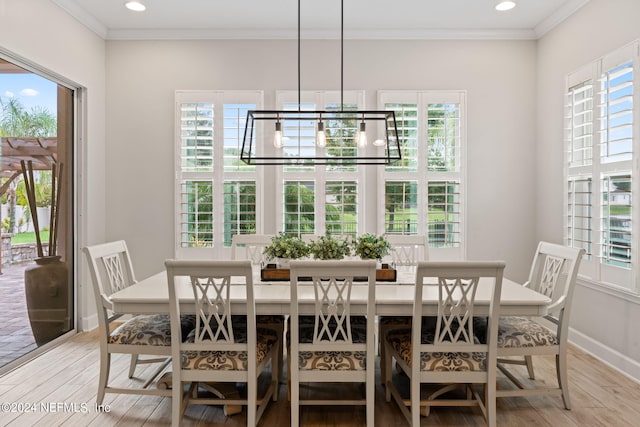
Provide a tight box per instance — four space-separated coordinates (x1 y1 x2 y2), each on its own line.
0 56 75 371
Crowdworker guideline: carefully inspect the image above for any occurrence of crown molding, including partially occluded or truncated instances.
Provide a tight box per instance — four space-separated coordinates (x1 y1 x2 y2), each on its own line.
106 27 537 41
534 0 591 38
51 0 590 42
52 0 108 39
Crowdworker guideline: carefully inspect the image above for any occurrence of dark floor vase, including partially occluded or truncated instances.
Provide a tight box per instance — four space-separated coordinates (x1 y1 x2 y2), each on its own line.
24 256 71 345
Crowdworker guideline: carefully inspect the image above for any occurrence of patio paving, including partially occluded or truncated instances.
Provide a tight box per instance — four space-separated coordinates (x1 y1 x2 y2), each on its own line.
0 263 38 367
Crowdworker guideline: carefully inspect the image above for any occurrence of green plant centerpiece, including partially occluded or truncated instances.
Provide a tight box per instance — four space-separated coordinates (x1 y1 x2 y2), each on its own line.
263 232 310 264
353 233 391 260
309 233 352 260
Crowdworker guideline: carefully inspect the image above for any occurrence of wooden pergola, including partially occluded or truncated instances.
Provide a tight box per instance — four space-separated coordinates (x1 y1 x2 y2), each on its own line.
0 136 57 198
0 136 57 272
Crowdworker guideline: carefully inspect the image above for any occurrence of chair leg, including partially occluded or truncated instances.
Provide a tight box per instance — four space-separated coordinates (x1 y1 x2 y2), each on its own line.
247 373 257 426
487 379 497 427
384 341 393 402
557 353 571 410
287 351 291 402
271 354 279 402
97 352 111 405
379 331 387 386
366 354 375 427
128 354 139 378
525 355 535 380
411 370 420 427
290 375 299 427
172 376 184 426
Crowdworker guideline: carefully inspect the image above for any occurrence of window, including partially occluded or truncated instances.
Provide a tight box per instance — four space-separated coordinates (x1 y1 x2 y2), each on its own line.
175 91 262 258
565 41 638 291
174 89 467 259
379 91 466 258
276 91 365 238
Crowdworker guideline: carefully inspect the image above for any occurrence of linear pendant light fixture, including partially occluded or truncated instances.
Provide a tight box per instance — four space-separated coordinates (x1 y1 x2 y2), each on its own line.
240 0 401 166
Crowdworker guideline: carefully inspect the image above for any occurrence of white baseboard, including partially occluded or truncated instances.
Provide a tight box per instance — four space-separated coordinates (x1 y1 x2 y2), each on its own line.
82 313 98 332
569 327 640 384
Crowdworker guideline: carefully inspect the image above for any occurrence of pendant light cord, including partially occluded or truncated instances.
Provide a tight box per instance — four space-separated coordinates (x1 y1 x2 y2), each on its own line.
297 0 345 110
298 0 301 112
341 0 344 110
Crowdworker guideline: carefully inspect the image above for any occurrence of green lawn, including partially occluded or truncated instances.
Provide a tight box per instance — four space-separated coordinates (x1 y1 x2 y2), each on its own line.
11 231 50 244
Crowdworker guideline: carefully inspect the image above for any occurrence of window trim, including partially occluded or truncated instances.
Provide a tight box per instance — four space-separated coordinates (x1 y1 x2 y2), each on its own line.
564 40 640 294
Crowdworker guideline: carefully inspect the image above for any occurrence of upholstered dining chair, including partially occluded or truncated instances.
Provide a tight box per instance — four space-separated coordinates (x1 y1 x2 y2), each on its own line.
289 260 377 427
379 234 430 385
165 259 279 426
384 261 505 427
84 240 176 404
494 242 584 409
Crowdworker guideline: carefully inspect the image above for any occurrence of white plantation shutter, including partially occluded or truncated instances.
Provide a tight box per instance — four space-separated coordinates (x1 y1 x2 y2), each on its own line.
566 79 594 262
223 181 257 247
175 91 262 258
599 61 633 164
567 177 593 259
565 41 638 291
325 181 358 237
427 181 461 248
276 91 365 236
567 81 594 167
597 53 634 285
379 91 465 258
385 103 418 172
601 174 632 269
178 101 214 250
283 180 315 236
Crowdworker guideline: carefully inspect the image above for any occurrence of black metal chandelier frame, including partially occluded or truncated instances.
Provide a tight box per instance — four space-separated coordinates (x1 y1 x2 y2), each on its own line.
240 0 401 166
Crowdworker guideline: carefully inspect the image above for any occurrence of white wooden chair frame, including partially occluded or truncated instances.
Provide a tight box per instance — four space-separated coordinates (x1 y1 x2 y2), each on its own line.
230 233 285 384
385 234 429 267
83 241 172 405
379 234 429 385
496 242 584 409
230 234 274 266
165 259 279 426
289 260 377 427
384 261 505 427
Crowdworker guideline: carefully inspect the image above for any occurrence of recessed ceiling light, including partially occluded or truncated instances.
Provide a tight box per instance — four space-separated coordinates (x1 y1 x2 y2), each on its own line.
495 1 516 12
124 1 146 12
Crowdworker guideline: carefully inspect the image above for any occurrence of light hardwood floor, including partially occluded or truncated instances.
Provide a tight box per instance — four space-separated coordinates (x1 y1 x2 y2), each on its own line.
0 329 638 426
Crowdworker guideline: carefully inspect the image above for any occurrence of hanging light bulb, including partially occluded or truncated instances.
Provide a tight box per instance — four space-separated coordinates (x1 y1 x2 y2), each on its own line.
316 120 326 147
273 121 283 148
357 121 367 148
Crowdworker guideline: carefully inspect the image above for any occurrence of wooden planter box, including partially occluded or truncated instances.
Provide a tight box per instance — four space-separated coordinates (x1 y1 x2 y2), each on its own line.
261 263 397 282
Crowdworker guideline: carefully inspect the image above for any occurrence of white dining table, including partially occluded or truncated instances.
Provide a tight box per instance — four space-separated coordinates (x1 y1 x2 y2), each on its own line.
109 269 551 317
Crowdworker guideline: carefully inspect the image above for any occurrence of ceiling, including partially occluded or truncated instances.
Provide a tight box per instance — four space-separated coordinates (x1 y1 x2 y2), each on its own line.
52 0 590 40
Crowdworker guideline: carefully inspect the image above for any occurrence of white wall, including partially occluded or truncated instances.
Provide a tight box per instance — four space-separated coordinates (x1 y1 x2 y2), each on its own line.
105 39 537 282
1 0 107 329
536 0 640 379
